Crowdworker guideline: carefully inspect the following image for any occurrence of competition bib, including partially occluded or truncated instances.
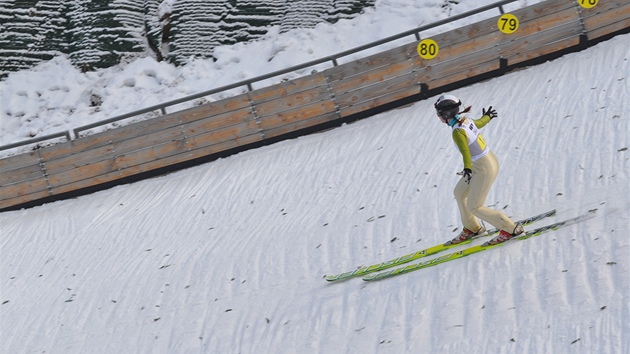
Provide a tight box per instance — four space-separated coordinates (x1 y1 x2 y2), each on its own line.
453 119 489 161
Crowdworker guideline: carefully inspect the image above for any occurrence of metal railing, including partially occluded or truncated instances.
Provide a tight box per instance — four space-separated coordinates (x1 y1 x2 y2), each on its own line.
0 0 519 154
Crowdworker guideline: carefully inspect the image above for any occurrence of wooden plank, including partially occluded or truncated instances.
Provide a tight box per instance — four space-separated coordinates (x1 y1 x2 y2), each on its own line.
425 16 500 50
1 107 254 205
414 32 500 69
185 122 262 153
0 149 46 205
44 124 188 176
582 1 630 40
580 0 629 22
113 107 255 160
0 150 40 173
0 188 51 209
416 1 579 76
500 21 584 65
419 1 581 75
329 59 416 95
0 176 50 202
422 0 575 52
335 72 419 108
415 39 500 82
111 139 186 172
54 121 259 184
511 0 578 23
497 8 581 48
325 42 417 82
174 93 252 124
184 108 256 137
339 85 422 118
264 112 341 139
0 122 262 208
586 15 630 40
414 0 578 69
47 122 259 189
429 46 499 75
39 130 122 163
249 73 328 104
47 158 118 188
112 126 186 158
0 163 45 186
42 113 181 161
42 107 255 176
44 133 264 199
424 59 501 90
43 144 115 175
114 121 261 170
258 100 338 131
506 35 582 65
254 86 332 117
40 94 252 161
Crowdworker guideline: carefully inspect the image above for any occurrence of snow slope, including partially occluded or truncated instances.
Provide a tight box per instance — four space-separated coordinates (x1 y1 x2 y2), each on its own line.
1 28 629 354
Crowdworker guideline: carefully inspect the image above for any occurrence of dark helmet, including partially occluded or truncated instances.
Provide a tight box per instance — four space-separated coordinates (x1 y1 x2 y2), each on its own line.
434 94 461 123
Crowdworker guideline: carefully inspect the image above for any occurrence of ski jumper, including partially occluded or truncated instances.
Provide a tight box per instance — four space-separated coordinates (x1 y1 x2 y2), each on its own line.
451 116 517 233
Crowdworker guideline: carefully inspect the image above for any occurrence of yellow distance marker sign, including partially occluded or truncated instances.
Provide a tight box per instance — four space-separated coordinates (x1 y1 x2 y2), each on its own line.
417 39 439 60
578 0 598 8
498 13 519 34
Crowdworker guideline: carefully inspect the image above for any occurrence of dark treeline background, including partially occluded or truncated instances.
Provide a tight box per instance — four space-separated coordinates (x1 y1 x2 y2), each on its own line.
0 0 375 77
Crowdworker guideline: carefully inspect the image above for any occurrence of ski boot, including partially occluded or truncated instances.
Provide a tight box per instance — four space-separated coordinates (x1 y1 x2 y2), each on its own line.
485 223 524 246
444 226 486 246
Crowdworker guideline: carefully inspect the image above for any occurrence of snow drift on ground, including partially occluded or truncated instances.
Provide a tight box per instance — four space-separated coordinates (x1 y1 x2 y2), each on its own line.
1 22 628 354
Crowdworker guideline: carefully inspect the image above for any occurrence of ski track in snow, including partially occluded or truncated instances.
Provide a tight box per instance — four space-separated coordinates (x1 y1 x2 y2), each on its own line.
1 34 629 354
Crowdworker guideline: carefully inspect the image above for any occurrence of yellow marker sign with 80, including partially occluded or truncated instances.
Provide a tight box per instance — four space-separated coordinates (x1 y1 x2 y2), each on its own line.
417 39 439 60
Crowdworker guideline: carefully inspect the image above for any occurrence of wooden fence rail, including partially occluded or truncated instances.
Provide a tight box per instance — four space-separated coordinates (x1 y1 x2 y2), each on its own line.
1 0 628 211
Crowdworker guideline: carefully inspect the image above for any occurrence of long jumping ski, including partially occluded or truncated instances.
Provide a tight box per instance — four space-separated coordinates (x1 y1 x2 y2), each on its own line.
362 210 596 282
325 209 556 282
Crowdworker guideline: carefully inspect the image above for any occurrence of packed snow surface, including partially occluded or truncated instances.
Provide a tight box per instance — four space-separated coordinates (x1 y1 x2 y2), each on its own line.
1 0 629 353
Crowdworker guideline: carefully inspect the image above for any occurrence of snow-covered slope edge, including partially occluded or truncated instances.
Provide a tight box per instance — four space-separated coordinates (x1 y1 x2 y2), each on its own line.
0 34 628 354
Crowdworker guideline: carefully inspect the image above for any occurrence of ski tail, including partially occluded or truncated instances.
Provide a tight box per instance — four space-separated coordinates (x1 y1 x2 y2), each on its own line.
498 208 597 244
483 208 557 237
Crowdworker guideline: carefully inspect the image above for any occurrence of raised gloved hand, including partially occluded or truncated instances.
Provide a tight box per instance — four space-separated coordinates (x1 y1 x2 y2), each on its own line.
483 106 497 119
462 168 472 184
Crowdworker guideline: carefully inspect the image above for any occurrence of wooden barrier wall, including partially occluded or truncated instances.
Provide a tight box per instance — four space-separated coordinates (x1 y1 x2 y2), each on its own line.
1 0 628 210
